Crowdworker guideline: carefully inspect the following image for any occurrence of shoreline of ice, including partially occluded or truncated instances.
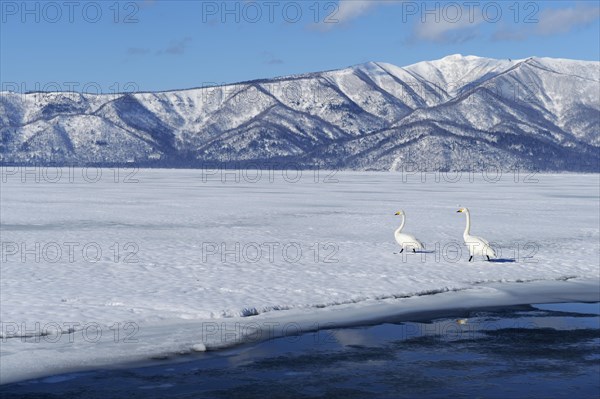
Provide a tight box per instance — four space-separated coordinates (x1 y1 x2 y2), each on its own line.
1 277 598 385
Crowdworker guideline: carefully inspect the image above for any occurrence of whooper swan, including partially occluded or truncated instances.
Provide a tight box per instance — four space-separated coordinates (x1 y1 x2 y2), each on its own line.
394 210 425 253
457 207 496 262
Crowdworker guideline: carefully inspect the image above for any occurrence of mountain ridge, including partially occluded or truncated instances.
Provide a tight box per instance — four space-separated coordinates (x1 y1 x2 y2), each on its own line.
1 54 598 171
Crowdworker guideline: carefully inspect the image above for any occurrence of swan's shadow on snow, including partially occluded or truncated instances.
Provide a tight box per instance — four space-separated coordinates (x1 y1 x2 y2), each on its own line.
488 258 517 263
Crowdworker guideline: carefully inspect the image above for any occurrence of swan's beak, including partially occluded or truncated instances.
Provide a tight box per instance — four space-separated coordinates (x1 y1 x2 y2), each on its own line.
394 212 400 215
456 209 463 213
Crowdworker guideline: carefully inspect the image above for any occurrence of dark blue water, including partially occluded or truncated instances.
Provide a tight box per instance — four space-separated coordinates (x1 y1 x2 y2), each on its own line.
2 303 599 399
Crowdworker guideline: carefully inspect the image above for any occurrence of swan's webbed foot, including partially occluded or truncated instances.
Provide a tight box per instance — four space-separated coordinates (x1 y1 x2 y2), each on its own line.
468 256 473 262
412 248 416 253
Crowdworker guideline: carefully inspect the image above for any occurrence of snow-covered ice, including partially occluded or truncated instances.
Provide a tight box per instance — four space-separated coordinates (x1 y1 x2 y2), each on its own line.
0 169 598 384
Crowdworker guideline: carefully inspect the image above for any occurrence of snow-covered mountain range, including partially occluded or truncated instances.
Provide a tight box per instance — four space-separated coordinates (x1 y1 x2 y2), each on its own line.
1 54 598 170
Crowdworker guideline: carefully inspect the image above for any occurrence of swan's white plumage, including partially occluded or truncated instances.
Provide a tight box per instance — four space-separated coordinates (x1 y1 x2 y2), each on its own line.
394 210 424 252
457 207 496 260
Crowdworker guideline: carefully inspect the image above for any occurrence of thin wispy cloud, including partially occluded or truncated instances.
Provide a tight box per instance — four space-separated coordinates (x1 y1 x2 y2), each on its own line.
313 0 398 30
314 1 482 43
261 52 284 65
493 4 600 41
409 6 483 44
161 37 192 55
336 0 380 22
536 5 600 35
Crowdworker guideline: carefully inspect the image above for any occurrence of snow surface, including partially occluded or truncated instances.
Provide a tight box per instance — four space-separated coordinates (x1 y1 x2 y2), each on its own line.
0 170 598 384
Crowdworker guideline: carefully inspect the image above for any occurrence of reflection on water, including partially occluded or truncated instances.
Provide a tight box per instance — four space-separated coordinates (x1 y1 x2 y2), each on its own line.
2 303 599 399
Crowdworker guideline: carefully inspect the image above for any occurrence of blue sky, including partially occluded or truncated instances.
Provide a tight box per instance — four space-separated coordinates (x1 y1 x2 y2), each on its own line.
1 0 599 92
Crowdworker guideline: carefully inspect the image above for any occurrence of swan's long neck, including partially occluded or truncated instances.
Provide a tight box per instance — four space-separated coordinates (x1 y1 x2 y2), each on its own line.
463 209 471 237
396 214 405 235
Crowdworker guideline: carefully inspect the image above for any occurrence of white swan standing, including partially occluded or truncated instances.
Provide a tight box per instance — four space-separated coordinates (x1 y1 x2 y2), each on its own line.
457 207 496 262
394 210 425 253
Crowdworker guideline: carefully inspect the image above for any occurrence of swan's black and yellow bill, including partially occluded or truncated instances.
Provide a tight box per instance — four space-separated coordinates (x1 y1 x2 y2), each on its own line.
394 211 401 215
457 209 464 213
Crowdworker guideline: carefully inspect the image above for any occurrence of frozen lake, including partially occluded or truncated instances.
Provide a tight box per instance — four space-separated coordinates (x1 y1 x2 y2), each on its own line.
1 168 599 383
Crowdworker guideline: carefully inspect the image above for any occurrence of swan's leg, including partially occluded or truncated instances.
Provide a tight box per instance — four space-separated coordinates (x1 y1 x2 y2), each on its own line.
412 248 416 253
468 255 473 262
399 248 404 253
486 255 491 261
